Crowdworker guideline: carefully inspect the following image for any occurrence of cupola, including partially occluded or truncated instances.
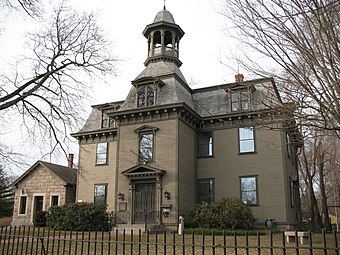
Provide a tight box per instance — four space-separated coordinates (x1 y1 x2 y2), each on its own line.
143 7 185 67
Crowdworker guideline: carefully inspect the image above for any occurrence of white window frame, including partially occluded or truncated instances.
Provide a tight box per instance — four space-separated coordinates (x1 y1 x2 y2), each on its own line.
239 127 255 153
50 194 60 207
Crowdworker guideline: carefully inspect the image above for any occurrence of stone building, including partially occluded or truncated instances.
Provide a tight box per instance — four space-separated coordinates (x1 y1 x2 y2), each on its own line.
71 8 302 230
11 158 77 226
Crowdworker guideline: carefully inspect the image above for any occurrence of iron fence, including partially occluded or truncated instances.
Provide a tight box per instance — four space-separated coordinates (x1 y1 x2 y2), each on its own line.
0 226 339 255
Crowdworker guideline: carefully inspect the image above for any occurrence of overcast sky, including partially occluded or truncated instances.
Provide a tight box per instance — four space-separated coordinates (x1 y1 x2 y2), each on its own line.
1 0 251 173
70 0 238 105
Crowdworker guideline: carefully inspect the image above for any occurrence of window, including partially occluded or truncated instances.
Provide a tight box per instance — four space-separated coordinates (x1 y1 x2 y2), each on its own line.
96 143 108 165
240 176 258 205
198 132 213 157
138 86 155 107
51 195 59 206
139 133 154 162
102 109 115 128
94 184 107 204
197 179 214 203
239 127 255 153
231 90 249 111
19 196 27 214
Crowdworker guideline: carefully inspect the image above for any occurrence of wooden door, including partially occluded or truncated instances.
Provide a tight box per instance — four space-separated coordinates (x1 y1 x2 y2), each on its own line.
133 183 156 223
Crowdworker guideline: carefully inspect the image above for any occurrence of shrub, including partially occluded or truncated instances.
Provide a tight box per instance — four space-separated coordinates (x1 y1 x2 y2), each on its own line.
47 202 110 231
33 211 48 227
188 198 255 230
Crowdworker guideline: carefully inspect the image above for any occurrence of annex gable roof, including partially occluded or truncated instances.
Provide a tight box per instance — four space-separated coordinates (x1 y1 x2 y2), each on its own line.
13 161 77 187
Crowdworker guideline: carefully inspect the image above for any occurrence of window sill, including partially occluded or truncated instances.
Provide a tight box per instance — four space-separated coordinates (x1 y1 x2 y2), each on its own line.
198 155 215 159
247 204 260 207
95 163 109 166
238 151 257 155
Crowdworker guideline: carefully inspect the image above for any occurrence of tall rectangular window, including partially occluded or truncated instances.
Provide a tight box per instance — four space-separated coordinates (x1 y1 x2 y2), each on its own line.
51 195 59 206
239 127 255 153
96 142 108 165
19 196 27 214
240 176 258 205
198 132 213 157
197 179 214 203
94 184 107 204
139 133 154 162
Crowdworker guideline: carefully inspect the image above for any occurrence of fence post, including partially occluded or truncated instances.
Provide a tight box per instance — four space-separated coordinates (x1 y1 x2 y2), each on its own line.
178 216 184 235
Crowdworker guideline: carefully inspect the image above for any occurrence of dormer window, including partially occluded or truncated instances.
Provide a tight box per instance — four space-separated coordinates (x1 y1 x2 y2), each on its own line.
231 90 250 112
138 86 155 107
102 109 115 128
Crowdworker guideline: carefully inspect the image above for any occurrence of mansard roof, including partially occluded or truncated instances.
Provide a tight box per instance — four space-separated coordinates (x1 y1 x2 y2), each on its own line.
75 77 281 134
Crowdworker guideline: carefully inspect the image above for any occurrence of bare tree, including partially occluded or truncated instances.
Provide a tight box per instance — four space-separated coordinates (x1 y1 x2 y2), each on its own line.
298 130 339 230
220 0 339 133
2 0 41 17
0 3 118 169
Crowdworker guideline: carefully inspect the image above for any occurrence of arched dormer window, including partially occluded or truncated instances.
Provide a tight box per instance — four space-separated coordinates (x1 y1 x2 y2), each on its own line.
138 86 155 107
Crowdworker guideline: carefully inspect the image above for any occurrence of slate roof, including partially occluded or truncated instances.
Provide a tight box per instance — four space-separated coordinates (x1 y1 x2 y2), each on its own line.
153 9 175 23
74 8 282 134
13 161 77 186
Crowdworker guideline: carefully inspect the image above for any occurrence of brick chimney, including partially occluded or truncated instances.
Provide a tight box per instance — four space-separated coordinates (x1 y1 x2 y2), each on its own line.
67 153 74 168
235 73 244 83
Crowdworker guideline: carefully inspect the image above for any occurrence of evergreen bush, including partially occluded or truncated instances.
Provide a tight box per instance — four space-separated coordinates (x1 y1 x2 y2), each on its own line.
33 211 48 227
188 198 255 229
47 202 110 231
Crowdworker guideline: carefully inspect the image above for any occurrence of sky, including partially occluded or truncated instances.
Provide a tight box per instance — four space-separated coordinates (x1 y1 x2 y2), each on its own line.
67 0 238 104
0 0 250 174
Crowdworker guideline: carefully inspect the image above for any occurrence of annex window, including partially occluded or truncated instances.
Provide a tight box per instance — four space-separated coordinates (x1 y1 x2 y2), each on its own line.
139 133 154 162
231 90 250 112
239 127 255 153
50 195 59 207
138 86 155 107
197 179 214 203
198 132 213 157
102 109 115 128
96 142 108 165
240 176 258 205
19 196 27 214
94 184 107 204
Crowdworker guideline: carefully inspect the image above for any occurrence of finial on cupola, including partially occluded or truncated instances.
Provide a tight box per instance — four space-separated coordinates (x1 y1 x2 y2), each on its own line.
163 0 166 10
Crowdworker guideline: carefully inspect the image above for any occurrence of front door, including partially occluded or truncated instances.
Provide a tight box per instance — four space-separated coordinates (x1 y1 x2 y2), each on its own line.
133 182 156 223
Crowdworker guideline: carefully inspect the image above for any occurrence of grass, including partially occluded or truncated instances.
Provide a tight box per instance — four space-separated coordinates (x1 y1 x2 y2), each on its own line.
0 227 339 255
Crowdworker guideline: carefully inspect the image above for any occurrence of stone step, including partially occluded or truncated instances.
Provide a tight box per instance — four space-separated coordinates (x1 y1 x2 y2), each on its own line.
112 224 164 234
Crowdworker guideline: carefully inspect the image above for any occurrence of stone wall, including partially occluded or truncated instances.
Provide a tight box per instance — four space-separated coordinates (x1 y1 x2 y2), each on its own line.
11 164 75 226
